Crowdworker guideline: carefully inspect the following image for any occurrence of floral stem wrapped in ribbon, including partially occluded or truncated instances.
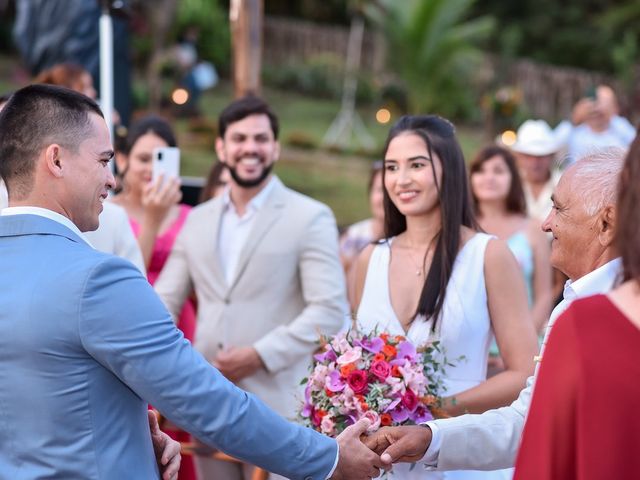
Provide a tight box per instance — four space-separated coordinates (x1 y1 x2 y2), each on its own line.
299 330 450 436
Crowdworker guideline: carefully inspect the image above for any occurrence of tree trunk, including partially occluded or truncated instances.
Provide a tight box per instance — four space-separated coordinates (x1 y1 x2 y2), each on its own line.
230 0 263 98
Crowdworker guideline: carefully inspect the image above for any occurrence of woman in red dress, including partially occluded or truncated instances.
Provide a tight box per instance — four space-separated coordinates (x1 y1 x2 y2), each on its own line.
514 132 640 479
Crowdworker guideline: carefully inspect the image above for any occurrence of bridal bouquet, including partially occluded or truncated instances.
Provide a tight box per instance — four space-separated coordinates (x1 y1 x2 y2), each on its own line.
299 330 448 436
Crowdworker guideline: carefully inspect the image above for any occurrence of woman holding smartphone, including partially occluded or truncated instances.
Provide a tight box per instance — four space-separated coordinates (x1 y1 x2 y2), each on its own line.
113 115 197 480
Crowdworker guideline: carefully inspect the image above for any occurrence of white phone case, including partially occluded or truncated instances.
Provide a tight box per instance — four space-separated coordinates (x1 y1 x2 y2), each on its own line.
152 147 180 180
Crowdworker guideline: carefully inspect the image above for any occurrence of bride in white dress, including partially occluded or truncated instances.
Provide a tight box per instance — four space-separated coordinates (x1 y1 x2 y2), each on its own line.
350 116 538 480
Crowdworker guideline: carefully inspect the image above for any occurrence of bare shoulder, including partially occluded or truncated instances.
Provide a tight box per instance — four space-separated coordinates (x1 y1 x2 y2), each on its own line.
483 235 515 268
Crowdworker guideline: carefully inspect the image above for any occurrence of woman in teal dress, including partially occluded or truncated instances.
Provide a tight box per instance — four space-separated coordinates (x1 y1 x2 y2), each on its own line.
470 146 552 370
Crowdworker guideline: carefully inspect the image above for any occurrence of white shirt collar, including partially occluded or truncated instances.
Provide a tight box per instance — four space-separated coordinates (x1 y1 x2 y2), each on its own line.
221 176 276 216
563 257 622 301
1 206 93 246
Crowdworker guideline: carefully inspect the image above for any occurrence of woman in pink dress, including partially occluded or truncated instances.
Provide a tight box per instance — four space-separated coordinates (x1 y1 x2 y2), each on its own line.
113 115 196 480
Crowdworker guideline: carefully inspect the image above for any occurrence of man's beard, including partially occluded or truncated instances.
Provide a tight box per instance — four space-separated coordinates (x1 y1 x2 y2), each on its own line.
225 162 273 188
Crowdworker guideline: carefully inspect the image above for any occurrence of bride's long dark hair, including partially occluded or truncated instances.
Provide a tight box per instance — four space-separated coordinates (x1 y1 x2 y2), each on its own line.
381 115 478 330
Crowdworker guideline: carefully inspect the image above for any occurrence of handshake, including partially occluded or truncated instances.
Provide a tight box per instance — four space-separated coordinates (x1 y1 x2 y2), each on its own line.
331 419 434 480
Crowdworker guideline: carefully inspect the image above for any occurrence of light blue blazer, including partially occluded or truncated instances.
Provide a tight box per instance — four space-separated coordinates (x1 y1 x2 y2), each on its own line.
0 215 336 479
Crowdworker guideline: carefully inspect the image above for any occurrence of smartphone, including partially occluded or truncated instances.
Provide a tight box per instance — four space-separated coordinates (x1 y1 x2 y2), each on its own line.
152 147 180 182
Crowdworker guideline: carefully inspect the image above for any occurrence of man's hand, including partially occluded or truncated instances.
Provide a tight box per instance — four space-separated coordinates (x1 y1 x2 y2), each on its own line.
148 411 181 480
330 419 389 480
362 426 432 464
214 346 264 383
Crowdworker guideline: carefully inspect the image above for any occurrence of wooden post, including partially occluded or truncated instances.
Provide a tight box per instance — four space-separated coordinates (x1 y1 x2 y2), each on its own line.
230 0 263 98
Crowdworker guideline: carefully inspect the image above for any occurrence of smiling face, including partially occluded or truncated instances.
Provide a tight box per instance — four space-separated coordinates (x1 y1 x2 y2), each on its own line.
383 132 443 218
63 113 115 231
215 113 280 189
470 154 512 205
541 168 599 279
116 132 168 196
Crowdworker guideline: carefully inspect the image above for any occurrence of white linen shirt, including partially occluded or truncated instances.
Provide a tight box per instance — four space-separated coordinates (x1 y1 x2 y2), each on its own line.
217 178 276 285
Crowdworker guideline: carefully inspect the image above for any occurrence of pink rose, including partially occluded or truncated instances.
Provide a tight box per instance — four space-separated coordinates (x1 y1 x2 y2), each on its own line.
369 360 391 380
321 415 336 435
336 346 362 365
401 389 419 412
362 410 381 431
347 370 369 394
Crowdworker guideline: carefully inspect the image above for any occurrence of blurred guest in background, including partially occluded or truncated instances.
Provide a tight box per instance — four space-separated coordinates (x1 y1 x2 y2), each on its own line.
510 120 561 225
154 96 346 480
35 63 97 101
340 160 385 274
469 145 552 373
555 85 636 165
199 161 231 203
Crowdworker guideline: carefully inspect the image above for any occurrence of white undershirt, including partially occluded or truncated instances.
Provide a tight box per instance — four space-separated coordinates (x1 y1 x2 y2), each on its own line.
217 178 275 285
0 206 92 246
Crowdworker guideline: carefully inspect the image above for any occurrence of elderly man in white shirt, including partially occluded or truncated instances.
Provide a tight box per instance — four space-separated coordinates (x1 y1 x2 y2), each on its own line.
364 147 626 471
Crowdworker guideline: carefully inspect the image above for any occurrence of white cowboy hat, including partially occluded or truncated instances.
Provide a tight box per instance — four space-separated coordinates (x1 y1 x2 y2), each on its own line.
511 119 559 156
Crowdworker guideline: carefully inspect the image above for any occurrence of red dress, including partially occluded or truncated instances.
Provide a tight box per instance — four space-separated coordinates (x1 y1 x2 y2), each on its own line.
514 294 640 480
131 204 197 480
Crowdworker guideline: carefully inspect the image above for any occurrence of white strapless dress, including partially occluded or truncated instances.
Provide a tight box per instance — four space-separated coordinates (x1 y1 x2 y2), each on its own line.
356 234 513 480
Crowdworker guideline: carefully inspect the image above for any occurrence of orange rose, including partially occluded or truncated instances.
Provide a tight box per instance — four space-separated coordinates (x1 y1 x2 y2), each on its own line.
394 335 406 343
380 413 393 426
382 344 397 359
340 363 356 378
373 353 386 362
380 333 389 342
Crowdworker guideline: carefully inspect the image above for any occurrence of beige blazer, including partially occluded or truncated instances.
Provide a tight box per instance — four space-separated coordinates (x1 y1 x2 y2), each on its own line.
155 177 347 418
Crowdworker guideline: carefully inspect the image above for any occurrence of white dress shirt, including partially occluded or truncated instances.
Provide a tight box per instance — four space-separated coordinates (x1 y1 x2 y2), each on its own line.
217 178 276 285
422 257 622 467
1 206 91 245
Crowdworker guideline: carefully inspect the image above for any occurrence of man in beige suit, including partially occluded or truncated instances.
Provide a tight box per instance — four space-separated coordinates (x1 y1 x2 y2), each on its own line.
154 95 347 480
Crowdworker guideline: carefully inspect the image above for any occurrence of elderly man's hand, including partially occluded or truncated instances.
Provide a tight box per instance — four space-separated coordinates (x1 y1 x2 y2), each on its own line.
148 410 181 480
362 426 432 464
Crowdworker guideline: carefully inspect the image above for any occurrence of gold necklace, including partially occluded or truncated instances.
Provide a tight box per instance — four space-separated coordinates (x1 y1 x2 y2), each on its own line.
404 245 428 276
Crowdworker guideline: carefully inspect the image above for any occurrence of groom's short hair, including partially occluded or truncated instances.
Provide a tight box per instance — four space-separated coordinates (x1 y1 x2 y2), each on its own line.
0 84 103 200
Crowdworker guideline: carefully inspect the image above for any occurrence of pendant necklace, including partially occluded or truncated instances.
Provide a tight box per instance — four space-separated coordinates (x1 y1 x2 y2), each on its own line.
406 246 427 276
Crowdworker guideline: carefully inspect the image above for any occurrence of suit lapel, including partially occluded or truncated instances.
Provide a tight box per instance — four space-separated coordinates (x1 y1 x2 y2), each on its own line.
227 180 286 293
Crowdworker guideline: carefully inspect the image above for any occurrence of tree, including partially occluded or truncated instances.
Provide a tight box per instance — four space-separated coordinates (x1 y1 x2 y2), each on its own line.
366 0 494 119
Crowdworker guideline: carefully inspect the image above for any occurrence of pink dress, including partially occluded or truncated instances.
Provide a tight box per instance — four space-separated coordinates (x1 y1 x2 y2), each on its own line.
129 204 196 341
130 203 197 480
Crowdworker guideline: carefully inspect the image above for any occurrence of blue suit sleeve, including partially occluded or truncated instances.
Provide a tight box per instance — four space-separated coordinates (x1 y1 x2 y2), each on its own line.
78 256 337 480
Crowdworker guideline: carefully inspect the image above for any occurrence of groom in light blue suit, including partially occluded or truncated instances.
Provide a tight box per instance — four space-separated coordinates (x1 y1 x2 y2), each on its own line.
0 85 385 479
